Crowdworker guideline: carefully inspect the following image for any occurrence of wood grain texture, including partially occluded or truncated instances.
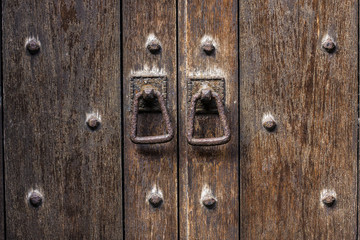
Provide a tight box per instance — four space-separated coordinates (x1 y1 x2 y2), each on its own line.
0 74 4 240
3 1 122 239
178 0 239 239
240 0 358 239
122 0 178 239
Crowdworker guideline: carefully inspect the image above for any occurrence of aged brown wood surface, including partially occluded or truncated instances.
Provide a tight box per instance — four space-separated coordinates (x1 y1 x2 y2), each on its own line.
0 76 3 240
3 1 122 239
1 1 360 239
178 0 239 239
122 0 178 239
240 0 358 239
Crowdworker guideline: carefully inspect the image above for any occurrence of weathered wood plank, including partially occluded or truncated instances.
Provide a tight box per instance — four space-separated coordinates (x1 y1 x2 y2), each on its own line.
178 0 239 239
240 0 358 239
122 0 178 239
3 1 122 239
0 73 4 240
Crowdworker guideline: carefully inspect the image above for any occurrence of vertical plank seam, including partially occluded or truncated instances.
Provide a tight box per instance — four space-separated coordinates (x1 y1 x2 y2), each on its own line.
237 0 240 239
1 0 6 238
120 0 125 238
357 0 359 238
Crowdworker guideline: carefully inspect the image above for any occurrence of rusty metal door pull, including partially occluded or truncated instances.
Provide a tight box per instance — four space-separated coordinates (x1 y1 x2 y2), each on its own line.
131 86 174 144
187 86 230 146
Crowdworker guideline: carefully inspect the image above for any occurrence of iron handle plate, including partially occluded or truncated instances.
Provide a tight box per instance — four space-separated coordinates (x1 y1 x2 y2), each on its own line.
131 87 174 144
187 88 231 146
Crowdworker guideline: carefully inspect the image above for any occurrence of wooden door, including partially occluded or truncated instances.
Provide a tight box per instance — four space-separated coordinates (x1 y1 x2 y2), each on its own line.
1 0 359 240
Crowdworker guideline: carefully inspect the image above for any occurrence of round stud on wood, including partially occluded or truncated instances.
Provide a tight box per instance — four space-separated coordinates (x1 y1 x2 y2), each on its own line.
25 38 41 55
202 196 217 209
262 113 277 132
147 39 161 54
322 195 336 207
201 39 215 55
148 193 163 208
321 36 336 53
28 190 43 208
86 114 101 130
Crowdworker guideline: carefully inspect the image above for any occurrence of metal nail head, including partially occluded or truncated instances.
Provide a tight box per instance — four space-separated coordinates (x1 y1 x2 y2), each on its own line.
29 191 43 208
149 193 163 208
202 39 215 55
87 116 100 129
147 39 161 54
202 196 217 209
26 38 41 55
322 195 336 207
322 36 336 53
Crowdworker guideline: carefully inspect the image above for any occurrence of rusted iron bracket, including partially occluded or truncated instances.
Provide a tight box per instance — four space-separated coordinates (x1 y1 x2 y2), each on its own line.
130 76 167 112
187 78 225 113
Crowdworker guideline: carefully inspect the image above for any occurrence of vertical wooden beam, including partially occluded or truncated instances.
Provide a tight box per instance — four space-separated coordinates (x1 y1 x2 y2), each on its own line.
0 57 4 240
358 0 360 237
122 0 178 239
0 2 4 231
240 0 358 239
3 1 122 239
178 0 239 239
